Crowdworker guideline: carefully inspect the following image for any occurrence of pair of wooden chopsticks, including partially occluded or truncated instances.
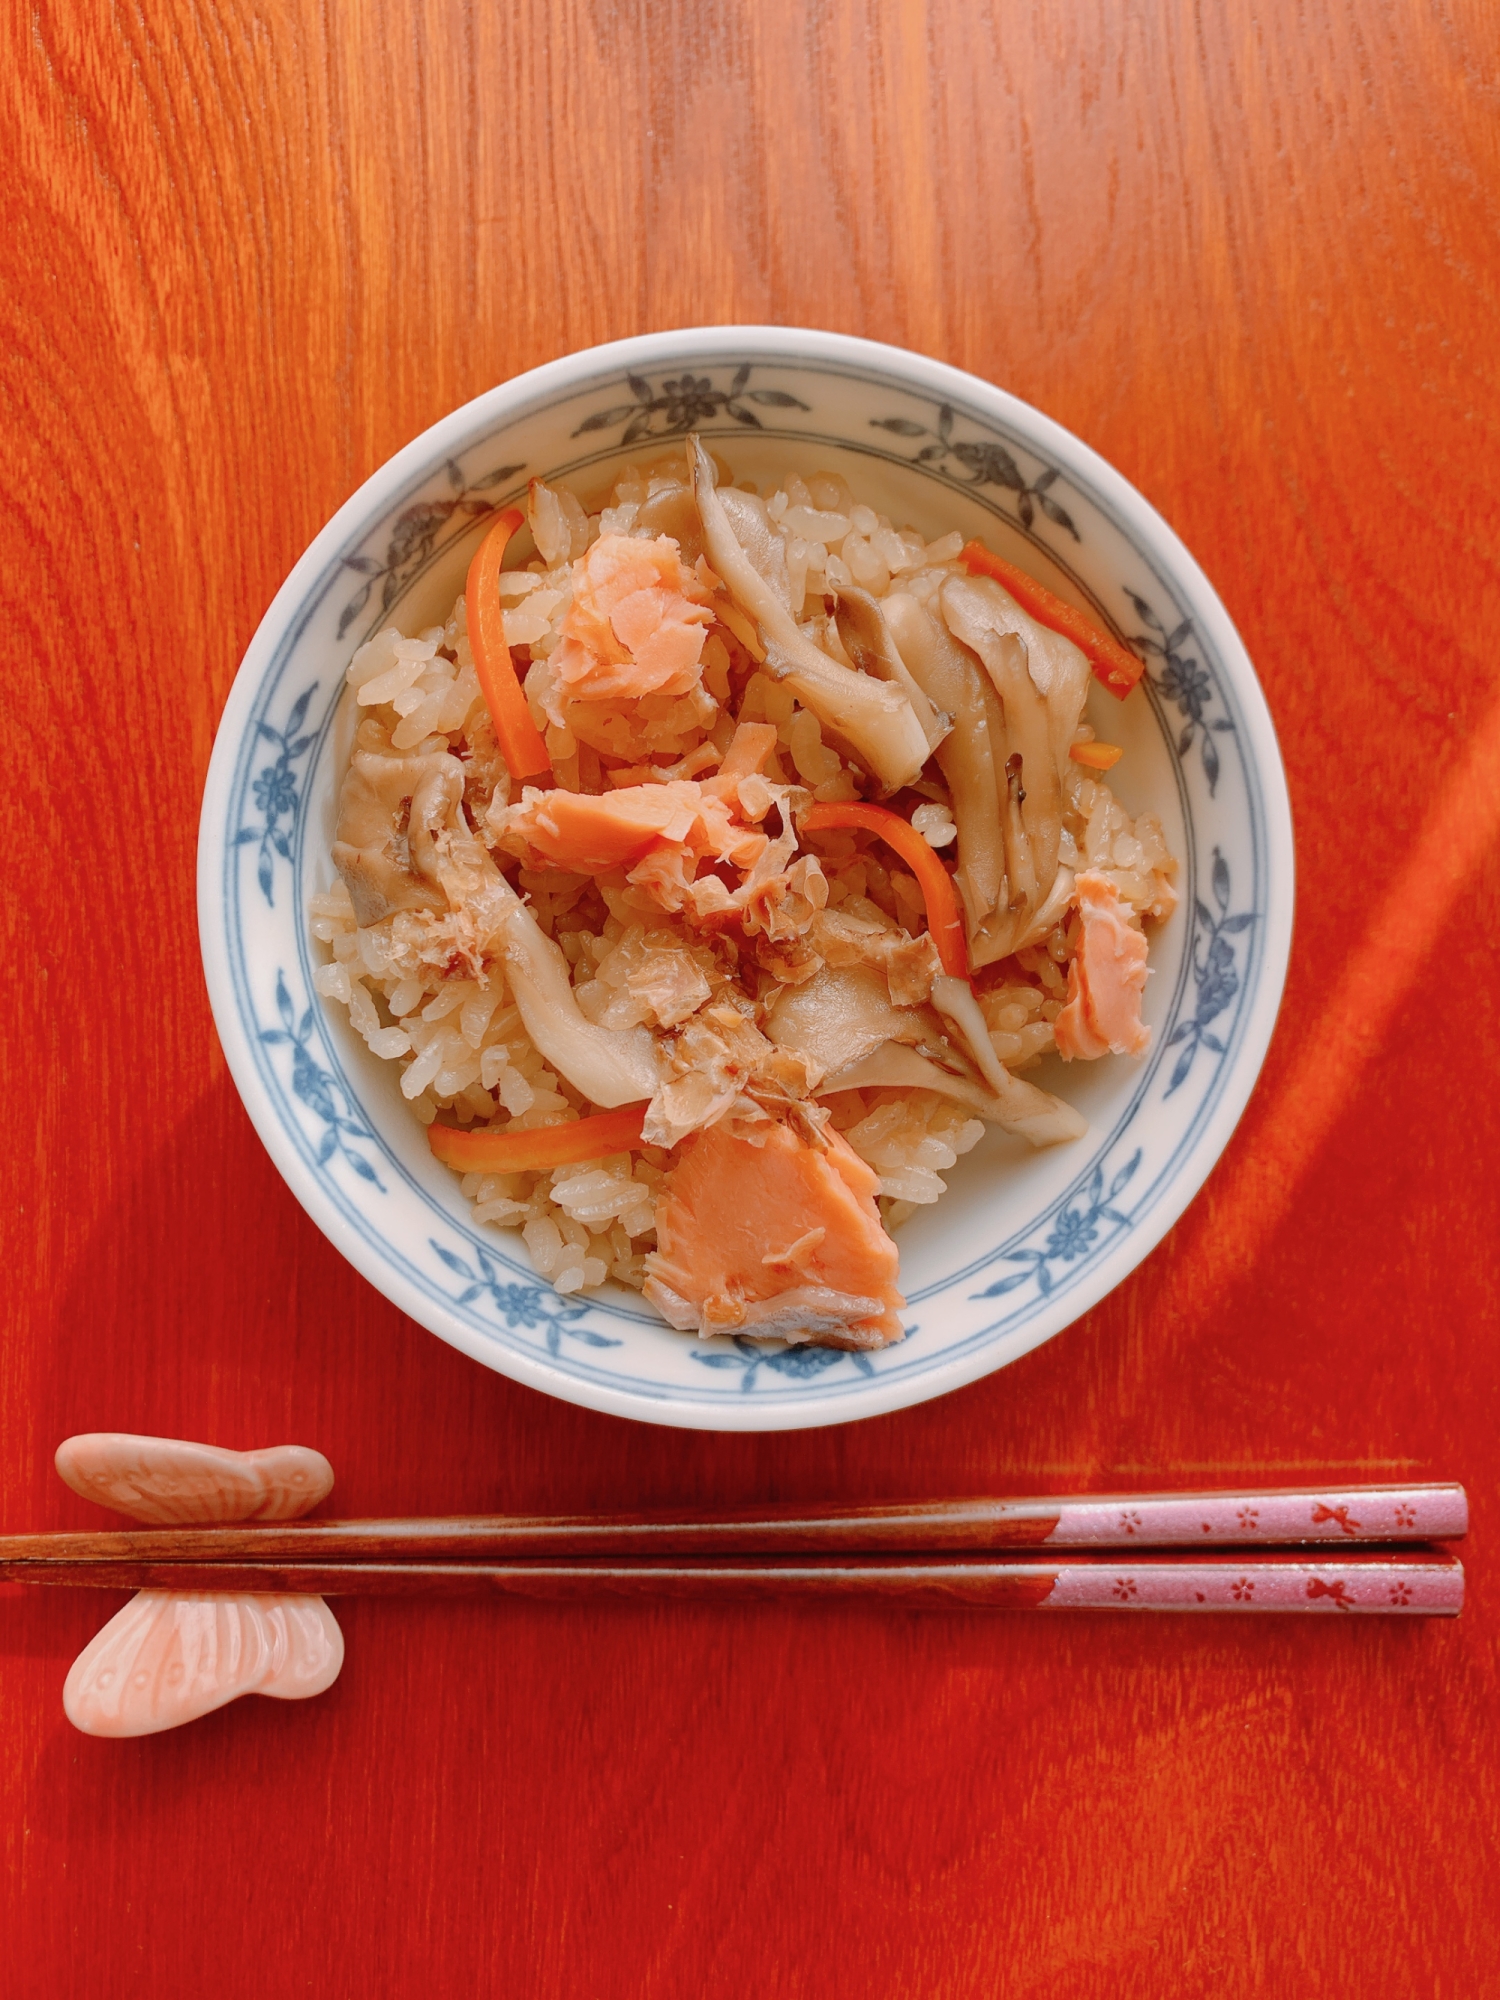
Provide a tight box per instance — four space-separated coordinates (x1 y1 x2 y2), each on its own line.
0 1484 1467 1615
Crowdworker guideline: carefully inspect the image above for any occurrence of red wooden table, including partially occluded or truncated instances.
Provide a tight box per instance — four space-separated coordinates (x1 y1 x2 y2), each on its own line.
4 1 1498 1991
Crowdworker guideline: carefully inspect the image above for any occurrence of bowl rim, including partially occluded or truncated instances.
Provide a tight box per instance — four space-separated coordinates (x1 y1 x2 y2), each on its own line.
199 324 1294 1430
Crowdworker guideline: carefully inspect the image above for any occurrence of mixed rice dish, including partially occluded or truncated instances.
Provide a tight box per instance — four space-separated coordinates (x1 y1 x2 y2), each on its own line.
314 439 1176 1350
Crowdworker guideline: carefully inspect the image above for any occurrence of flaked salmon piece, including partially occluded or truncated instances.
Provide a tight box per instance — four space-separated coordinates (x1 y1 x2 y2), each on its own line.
553 534 714 701
642 1121 906 1348
506 781 702 872
504 778 770 909
1055 870 1152 1060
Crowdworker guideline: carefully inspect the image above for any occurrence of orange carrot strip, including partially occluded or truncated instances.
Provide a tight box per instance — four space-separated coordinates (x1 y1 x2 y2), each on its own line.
465 507 554 785
960 541 1144 700
427 1104 648 1174
799 801 969 979
1069 740 1124 771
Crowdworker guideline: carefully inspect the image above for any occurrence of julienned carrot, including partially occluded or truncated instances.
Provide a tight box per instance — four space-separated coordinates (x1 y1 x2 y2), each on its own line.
799 801 968 979
960 541 1144 700
466 507 554 785
1069 740 1123 771
428 1104 648 1174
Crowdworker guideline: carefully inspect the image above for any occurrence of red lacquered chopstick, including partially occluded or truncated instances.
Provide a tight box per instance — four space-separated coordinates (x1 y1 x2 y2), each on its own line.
0 1481 1467 1566
0 1483 1468 1615
0 1553 1464 1615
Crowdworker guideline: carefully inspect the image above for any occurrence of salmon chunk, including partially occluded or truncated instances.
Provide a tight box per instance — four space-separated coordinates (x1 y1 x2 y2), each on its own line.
503 778 768 902
642 1121 906 1348
1055 870 1152 1060
506 782 703 872
553 534 714 701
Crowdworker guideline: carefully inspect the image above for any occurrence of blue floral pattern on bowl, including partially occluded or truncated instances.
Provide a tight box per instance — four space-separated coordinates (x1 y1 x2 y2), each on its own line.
428 1240 622 1357
258 970 383 1188
236 686 318 906
973 1152 1142 1305
200 328 1293 1430
1165 849 1256 1095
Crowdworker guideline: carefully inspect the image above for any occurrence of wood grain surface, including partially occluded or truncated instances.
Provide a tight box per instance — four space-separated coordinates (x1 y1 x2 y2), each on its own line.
3 0 1499 1992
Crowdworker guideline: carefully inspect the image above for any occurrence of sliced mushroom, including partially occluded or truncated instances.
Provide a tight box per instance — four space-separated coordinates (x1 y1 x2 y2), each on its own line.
833 588 948 754
882 593 1006 928
819 1041 996 1110
929 973 1086 1145
818 1041 1085 1148
717 487 794 610
941 576 1064 916
689 436 929 791
1010 864 1077 956
762 963 940 1077
406 759 466 886
634 479 707 564
953 570 1093 780
332 749 459 926
490 880 664 1109
1002 746 1039 909
527 477 592 566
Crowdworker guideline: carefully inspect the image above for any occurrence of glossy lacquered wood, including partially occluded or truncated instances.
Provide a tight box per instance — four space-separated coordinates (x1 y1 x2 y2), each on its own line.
3 0 1498 1991
0 1482 1471 1566
0 1555 1470 1614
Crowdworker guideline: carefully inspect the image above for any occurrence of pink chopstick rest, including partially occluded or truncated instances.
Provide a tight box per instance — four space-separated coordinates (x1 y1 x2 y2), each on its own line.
63 1591 343 1738
54 1434 344 1739
55 1433 334 1524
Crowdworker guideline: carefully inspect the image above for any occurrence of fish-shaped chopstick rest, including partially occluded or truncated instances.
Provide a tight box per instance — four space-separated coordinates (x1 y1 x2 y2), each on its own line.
55 1434 343 1738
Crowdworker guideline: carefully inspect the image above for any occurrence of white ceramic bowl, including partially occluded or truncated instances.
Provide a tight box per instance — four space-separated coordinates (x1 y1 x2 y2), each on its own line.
199 327 1293 1431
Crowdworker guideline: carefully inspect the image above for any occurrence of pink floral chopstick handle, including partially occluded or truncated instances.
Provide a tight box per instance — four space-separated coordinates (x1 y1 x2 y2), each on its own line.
1042 1560 1464 1614
1035 1484 1467 1547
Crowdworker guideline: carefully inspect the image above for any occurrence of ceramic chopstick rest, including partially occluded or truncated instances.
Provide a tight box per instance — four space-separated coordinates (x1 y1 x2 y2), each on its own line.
63 1591 344 1737
54 1433 334 1524
55 1434 344 1739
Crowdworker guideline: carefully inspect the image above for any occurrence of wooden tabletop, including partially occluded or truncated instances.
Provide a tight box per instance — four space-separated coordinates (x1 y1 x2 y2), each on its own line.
4 0 1497 1991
